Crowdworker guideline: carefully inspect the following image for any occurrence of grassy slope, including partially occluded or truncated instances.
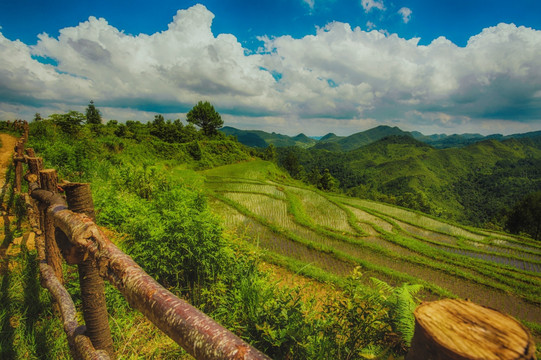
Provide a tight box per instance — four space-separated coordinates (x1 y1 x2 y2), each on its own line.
200 159 541 332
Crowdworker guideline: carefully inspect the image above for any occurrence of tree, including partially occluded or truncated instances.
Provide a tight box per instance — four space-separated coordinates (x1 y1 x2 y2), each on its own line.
263 143 277 162
186 101 223 137
319 168 338 191
49 111 85 135
282 149 305 180
33 112 42 122
506 191 541 240
85 100 102 125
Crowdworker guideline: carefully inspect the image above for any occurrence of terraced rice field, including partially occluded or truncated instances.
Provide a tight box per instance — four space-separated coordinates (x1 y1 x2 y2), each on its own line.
203 161 541 327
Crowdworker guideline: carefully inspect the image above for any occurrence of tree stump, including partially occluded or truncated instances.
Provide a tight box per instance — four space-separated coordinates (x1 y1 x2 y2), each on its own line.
406 299 536 360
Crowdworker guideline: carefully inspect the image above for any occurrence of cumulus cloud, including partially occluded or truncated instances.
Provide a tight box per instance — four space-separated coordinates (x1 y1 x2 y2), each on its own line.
8 4 278 117
361 0 385 12
1 4 541 135
398 7 412 23
259 22 541 133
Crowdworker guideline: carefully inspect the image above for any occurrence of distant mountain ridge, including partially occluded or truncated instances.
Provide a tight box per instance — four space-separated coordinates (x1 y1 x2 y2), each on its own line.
221 125 541 150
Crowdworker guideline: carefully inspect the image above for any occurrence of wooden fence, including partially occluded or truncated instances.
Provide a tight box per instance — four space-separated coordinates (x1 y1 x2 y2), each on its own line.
6 120 537 360
9 120 270 360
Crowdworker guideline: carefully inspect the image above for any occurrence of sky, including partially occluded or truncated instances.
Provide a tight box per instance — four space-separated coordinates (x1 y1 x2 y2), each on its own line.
1 1 541 136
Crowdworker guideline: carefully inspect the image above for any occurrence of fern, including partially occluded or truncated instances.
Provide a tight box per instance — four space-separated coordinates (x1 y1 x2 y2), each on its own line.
370 277 422 345
389 283 422 344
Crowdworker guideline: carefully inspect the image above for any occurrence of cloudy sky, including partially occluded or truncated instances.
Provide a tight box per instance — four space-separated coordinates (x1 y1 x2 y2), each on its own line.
1 0 541 136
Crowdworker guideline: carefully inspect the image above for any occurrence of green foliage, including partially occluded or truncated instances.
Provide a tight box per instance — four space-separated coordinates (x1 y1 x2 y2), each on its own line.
48 111 85 135
281 148 305 180
319 168 339 191
319 270 421 358
210 259 317 359
276 134 541 226
85 100 102 125
369 277 422 345
94 162 232 295
507 191 541 240
208 255 418 359
0 250 70 359
262 144 277 162
187 101 224 137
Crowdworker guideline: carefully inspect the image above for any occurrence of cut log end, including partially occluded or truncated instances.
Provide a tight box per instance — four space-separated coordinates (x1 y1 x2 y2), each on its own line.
407 299 536 360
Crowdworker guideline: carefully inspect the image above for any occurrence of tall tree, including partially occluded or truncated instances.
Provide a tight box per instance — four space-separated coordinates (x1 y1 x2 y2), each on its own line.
85 100 102 125
319 168 338 191
186 101 223 137
506 191 541 240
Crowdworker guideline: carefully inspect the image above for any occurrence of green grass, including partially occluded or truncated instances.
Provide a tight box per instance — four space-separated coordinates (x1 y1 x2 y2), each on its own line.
202 160 541 330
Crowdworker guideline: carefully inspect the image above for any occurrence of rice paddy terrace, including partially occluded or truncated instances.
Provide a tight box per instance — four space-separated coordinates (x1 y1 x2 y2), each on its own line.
201 160 541 328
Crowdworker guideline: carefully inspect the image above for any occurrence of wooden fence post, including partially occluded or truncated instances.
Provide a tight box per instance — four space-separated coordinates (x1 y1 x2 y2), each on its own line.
26 157 43 187
26 157 43 232
14 140 24 193
23 122 29 143
406 299 536 360
40 169 64 284
64 182 116 359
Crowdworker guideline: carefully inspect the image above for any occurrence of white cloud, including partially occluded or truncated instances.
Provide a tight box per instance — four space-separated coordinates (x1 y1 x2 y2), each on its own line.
260 22 541 133
398 7 412 24
361 0 385 12
303 0 315 10
27 5 278 114
366 21 377 30
1 5 541 135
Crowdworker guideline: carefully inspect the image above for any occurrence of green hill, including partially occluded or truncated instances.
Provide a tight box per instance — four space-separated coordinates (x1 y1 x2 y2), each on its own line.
278 135 541 226
220 126 317 148
319 125 411 151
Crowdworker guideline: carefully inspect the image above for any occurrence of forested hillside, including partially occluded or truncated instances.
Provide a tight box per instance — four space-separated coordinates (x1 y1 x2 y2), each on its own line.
276 134 541 235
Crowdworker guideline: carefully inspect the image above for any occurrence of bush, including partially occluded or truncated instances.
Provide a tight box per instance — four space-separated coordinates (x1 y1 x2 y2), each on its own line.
95 169 232 295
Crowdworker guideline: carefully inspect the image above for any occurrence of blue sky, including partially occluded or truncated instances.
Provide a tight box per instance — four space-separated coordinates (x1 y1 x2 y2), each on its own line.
1 0 541 135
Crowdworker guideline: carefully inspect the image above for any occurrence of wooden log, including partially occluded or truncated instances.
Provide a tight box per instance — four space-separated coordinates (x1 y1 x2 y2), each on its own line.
64 183 115 359
40 169 64 285
406 299 536 360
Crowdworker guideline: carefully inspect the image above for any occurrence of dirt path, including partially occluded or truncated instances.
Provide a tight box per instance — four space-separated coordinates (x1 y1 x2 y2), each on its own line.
1 133 32 266
0 133 17 189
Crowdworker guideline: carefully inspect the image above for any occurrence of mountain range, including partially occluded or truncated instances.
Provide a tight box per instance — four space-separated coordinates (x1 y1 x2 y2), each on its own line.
221 125 541 150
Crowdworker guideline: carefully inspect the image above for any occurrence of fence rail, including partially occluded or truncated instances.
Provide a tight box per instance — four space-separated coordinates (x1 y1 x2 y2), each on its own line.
9 120 270 360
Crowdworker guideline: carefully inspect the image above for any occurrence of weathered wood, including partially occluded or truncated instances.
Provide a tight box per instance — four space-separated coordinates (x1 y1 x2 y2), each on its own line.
23 121 29 143
40 169 64 284
65 183 115 359
35 233 110 360
26 148 35 157
27 157 43 187
52 209 271 360
14 140 24 192
40 169 58 194
406 299 536 360
23 193 41 234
